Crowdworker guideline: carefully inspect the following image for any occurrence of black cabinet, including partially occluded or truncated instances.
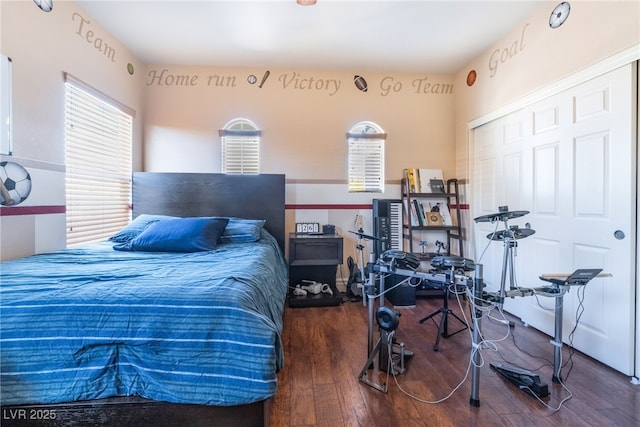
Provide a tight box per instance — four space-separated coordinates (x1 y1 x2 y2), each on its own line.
288 233 343 308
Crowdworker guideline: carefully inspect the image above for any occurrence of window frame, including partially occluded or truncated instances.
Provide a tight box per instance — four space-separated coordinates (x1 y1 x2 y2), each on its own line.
347 121 386 193
64 73 134 247
219 118 261 174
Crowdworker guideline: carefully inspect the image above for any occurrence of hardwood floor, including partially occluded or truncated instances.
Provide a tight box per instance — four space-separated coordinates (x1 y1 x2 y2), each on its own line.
269 292 639 427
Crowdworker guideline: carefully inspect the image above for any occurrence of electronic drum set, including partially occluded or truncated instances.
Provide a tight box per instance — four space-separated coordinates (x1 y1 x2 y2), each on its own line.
354 206 605 405
352 229 478 393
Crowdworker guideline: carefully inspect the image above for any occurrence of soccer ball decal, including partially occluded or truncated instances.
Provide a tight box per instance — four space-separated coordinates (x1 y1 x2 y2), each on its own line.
0 161 32 206
33 0 53 13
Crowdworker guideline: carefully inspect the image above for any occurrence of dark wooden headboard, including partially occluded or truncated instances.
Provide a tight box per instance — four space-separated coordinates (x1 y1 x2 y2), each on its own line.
132 173 286 252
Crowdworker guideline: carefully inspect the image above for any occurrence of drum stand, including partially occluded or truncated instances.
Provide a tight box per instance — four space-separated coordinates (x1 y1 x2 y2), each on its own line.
350 228 375 308
357 321 407 393
355 250 413 393
471 210 608 404
469 266 605 404
350 229 379 352
418 268 468 351
476 208 535 312
469 263 484 407
496 227 518 311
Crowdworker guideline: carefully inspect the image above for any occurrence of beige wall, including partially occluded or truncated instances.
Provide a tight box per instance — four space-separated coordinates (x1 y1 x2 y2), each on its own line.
142 65 457 264
1 0 638 263
451 0 639 266
0 0 144 259
1 0 144 167
454 0 640 180
125 38 463 267
142 65 455 181
0 0 458 262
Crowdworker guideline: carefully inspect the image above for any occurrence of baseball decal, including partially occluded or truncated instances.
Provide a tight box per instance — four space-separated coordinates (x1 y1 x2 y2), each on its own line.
259 70 270 88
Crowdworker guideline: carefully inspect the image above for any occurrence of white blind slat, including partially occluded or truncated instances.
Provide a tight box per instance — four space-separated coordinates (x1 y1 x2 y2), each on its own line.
348 137 384 193
221 119 260 174
65 81 132 247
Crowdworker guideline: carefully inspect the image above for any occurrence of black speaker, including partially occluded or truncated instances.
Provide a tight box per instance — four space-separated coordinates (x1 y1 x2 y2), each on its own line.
385 276 416 307
322 224 335 234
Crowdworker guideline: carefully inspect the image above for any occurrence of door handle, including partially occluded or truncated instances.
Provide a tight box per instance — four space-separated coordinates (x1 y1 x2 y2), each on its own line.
614 230 625 240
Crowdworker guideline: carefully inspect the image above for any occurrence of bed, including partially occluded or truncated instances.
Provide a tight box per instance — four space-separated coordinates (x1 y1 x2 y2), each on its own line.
0 173 287 426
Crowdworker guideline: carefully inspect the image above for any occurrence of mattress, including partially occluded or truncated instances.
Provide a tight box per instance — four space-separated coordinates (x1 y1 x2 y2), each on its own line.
0 230 288 406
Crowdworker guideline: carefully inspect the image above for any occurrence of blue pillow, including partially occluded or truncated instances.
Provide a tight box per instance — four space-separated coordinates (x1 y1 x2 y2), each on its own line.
109 214 176 243
219 218 266 243
113 217 229 252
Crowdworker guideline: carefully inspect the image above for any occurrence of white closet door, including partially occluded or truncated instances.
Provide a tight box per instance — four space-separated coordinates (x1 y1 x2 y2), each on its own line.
471 64 636 375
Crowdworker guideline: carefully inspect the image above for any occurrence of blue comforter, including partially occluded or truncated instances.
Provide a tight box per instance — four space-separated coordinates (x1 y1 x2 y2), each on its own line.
0 231 288 406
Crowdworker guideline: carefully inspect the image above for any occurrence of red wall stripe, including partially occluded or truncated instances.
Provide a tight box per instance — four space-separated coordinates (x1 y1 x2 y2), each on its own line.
450 204 470 210
0 205 66 216
286 203 469 210
1 204 468 215
286 204 372 210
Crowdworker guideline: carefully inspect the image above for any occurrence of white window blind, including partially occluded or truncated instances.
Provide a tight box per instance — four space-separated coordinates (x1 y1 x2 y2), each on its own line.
220 118 260 174
64 75 133 247
348 122 386 193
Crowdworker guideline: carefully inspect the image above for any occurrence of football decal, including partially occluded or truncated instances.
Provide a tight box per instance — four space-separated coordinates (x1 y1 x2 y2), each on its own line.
354 75 368 92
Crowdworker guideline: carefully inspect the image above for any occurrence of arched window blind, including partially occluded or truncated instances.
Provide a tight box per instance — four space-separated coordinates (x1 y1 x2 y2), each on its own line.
64 73 134 246
220 118 261 174
347 121 386 193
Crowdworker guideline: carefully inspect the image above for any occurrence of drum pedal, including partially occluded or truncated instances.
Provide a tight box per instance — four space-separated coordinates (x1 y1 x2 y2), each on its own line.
490 363 549 398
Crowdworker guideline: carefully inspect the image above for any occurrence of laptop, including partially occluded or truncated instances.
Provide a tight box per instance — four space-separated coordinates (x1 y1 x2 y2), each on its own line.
540 268 603 286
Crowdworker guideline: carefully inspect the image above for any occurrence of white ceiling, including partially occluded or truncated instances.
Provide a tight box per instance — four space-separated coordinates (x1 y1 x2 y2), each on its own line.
73 0 546 74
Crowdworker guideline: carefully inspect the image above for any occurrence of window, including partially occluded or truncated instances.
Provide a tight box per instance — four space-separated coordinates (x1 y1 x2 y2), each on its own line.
347 121 386 193
64 74 133 246
1 55 12 155
220 118 261 174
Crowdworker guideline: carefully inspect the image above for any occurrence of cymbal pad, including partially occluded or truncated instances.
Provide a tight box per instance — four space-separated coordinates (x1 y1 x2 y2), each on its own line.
487 228 535 241
474 210 529 223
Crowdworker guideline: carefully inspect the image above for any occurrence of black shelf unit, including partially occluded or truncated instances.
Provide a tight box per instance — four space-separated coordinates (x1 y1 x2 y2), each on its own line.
401 177 464 260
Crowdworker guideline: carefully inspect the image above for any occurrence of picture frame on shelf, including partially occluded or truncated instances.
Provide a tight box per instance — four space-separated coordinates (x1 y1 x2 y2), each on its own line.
426 211 443 226
429 201 452 225
418 168 444 193
429 179 445 193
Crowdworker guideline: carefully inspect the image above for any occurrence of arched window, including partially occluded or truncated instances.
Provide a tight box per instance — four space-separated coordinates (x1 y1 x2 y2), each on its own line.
347 121 386 193
219 118 261 174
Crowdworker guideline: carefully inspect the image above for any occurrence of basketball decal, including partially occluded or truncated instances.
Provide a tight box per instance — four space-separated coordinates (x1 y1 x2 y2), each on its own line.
466 70 477 87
